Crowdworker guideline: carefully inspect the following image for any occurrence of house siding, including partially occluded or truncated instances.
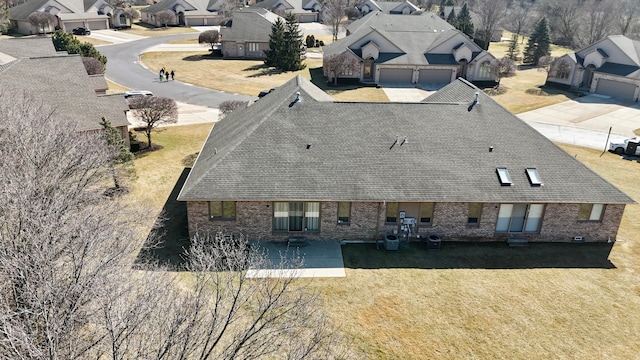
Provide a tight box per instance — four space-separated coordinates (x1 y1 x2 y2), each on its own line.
186 201 626 243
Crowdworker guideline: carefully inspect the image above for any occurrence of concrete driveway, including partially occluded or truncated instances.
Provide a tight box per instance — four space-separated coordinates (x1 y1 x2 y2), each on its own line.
518 94 640 150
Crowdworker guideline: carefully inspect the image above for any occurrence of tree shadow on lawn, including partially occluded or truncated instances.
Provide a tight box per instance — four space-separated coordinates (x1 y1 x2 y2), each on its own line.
308 67 368 92
244 63 286 78
135 167 191 269
342 241 616 269
182 54 219 62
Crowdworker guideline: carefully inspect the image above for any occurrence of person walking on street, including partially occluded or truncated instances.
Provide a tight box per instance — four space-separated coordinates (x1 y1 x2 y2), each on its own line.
159 71 164 82
170 70 175 80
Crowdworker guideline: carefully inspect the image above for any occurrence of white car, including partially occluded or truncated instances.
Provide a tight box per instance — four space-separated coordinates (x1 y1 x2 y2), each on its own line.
609 137 640 155
123 90 153 99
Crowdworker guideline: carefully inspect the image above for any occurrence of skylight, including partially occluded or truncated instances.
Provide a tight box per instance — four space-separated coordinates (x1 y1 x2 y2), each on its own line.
526 168 543 186
496 167 512 186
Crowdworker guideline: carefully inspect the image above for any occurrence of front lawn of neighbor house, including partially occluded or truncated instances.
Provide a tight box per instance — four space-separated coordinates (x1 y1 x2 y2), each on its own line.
139 52 390 101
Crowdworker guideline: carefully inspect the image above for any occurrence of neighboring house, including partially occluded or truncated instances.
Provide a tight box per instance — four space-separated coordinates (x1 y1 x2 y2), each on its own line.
177 75 633 243
546 35 640 103
440 5 503 42
356 0 420 16
250 0 322 23
325 11 497 86
8 0 135 34
140 0 226 27
0 37 131 145
220 8 282 59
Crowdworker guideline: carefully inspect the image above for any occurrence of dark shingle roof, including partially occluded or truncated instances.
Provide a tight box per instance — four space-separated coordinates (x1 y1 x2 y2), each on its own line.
0 55 129 131
0 37 62 58
220 8 282 42
8 0 50 21
178 76 633 205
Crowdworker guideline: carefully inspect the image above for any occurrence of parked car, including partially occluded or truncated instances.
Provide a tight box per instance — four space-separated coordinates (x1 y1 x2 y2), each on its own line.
124 90 153 109
609 137 640 155
72 27 91 35
123 90 153 99
258 88 277 98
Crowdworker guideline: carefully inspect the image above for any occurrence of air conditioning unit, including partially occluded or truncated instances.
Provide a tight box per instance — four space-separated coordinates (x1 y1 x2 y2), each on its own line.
572 236 584 243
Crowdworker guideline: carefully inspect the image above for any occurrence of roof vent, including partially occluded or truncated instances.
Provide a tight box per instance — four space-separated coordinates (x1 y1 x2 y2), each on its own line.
389 135 398 150
467 92 479 112
289 92 301 107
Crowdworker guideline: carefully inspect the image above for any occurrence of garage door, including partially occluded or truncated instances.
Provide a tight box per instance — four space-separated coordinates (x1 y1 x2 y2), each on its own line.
418 69 452 84
378 68 413 84
595 79 637 102
64 21 84 31
87 21 108 30
188 18 205 26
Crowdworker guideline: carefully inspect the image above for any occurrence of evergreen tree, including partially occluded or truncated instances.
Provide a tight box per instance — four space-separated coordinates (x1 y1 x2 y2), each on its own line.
506 33 520 60
282 13 305 71
523 17 551 65
456 3 474 38
100 117 135 191
264 18 286 67
446 8 457 27
52 30 107 68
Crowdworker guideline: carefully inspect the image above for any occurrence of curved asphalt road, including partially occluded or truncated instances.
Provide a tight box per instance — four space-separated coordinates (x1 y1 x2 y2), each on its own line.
99 33 254 108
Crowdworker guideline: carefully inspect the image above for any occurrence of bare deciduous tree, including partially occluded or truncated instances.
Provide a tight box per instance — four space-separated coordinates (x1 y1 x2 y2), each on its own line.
28 11 56 34
490 56 516 87
0 89 141 359
219 100 248 119
82 56 104 75
123 7 141 21
536 55 557 74
156 10 175 28
615 0 640 36
322 0 348 42
324 53 359 86
128 96 178 148
473 0 508 46
506 0 533 44
0 90 349 360
198 29 221 51
577 0 614 48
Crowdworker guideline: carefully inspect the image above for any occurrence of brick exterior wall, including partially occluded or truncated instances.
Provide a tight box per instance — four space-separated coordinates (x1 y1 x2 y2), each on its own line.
185 201 626 243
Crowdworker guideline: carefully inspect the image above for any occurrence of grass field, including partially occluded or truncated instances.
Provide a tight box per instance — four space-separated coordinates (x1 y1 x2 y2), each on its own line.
140 52 389 101
127 124 640 359
118 22 199 37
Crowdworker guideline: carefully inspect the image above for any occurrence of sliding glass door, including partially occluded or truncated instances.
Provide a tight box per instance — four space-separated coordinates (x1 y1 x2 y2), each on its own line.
496 204 544 233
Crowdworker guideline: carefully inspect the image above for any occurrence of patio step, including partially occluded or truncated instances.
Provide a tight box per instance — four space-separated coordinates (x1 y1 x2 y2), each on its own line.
507 238 529 247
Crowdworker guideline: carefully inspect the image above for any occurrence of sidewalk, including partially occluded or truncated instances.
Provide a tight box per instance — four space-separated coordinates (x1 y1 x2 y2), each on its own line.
89 29 147 44
128 101 219 128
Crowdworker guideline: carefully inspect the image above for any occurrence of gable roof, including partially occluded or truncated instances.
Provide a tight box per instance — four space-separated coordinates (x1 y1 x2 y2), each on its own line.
573 35 640 79
220 8 283 42
141 0 222 14
9 0 107 21
250 0 315 14
0 38 129 132
178 76 633 205
357 0 419 14
325 13 484 66
0 37 62 58
347 10 452 35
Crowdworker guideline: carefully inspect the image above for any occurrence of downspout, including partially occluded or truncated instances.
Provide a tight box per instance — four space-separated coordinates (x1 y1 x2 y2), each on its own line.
374 201 382 240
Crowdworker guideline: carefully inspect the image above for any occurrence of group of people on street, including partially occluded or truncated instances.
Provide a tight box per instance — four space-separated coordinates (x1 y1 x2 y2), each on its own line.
159 67 175 82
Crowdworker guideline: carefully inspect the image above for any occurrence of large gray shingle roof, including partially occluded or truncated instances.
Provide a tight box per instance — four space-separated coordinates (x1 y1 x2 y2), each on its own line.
220 8 282 42
178 76 633 205
0 55 129 131
0 37 62 58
